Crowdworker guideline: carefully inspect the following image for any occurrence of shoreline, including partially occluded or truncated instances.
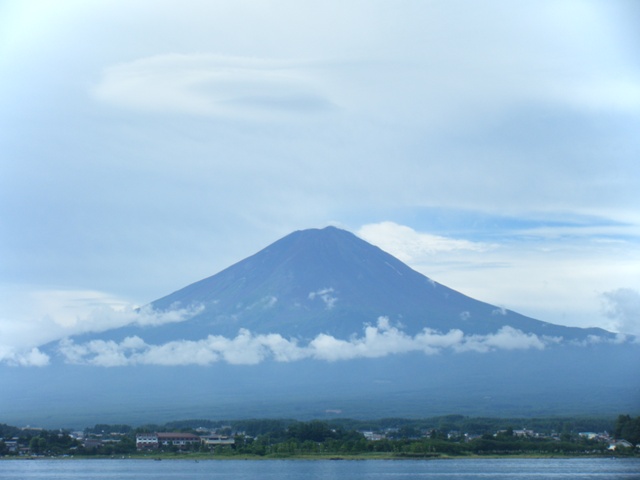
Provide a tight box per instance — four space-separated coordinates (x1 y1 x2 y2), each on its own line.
3 452 634 461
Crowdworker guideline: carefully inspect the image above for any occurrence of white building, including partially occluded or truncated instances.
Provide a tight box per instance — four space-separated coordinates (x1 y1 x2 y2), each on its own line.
135 433 159 450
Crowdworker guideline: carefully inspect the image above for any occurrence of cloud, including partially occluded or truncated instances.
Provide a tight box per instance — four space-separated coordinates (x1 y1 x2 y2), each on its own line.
308 288 337 310
357 222 491 264
356 221 640 334
601 288 640 336
245 296 278 311
58 330 305 367
561 78 640 113
456 326 548 353
57 317 566 367
0 289 204 366
0 346 50 367
570 333 631 347
92 54 335 119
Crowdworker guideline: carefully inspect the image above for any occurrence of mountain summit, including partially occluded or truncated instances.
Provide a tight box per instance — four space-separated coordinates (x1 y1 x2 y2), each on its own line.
123 225 609 343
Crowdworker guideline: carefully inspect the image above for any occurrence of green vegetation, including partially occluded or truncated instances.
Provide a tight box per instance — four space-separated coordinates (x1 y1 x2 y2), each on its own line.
0 425 80 457
615 414 640 445
1 414 638 459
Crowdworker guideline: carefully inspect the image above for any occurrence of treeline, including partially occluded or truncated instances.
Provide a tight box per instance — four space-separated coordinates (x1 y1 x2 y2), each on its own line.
232 430 609 458
1 414 638 458
0 426 81 457
140 414 617 438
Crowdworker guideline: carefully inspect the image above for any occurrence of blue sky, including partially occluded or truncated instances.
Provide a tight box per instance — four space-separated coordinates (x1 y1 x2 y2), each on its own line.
1 0 639 361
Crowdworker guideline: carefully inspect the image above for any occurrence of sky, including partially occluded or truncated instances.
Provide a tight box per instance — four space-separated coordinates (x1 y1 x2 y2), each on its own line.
1 0 639 364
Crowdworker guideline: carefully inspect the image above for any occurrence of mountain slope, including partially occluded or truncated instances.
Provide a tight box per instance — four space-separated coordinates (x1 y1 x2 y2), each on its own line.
105 226 611 343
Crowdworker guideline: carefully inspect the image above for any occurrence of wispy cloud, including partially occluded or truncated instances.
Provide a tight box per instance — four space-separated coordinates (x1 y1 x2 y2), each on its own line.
358 222 491 264
602 288 640 336
0 346 50 367
0 289 203 366
456 326 550 353
92 54 335 119
57 317 565 367
357 221 640 334
308 288 337 310
245 296 278 311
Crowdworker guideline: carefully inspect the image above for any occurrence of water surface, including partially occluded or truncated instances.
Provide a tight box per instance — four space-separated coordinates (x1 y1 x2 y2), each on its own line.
1 458 639 479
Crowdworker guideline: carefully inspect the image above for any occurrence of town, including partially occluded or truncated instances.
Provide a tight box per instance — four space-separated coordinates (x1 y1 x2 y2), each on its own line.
1 415 639 458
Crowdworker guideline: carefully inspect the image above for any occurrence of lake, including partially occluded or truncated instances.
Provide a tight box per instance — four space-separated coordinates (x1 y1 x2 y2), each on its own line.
0 458 639 479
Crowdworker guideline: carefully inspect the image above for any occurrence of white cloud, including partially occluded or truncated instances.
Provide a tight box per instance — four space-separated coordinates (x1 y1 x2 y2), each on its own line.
0 287 204 366
356 221 640 334
602 288 640 336
57 317 571 367
560 78 640 113
246 296 278 311
92 54 335 119
570 333 631 347
59 330 301 367
357 222 490 264
308 317 416 361
308 288 337 310
456 326 548 353
0 346 50 367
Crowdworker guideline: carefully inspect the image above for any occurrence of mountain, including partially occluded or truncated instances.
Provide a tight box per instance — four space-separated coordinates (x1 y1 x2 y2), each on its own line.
2 226 638 428
93 226 612 343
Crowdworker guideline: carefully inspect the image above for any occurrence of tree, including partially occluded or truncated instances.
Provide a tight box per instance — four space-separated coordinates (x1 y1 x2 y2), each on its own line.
395 426 420 439
615 415 640 445
287 421 335 443
29 437 47 455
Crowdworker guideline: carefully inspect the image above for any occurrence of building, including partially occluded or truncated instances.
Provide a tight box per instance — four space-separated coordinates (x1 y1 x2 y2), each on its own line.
3 438 19 453
201 435 235 447
136 432 202 450
135 433 159 450
157 432 201 448
83 438 103 449
609 439 634 450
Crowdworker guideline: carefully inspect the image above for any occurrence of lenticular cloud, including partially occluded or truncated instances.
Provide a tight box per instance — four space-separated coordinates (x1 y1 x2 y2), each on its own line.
57 317 555 367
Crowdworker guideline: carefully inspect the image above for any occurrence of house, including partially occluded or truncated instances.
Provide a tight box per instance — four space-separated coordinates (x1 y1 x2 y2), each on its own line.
136 433 159 450
3 438 19 453
83 438 103 449
201 435 235 447
608 439 634 450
